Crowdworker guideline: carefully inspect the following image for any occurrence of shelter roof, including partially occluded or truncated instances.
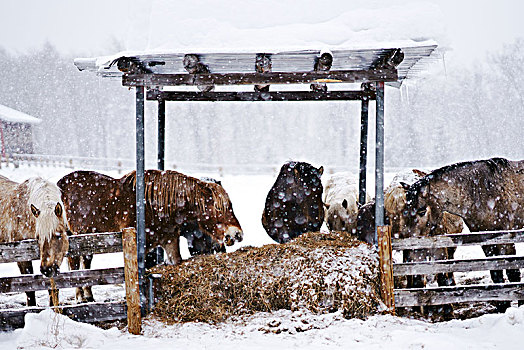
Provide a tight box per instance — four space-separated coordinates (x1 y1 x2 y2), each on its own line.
0 104 41 125
74 41 437 87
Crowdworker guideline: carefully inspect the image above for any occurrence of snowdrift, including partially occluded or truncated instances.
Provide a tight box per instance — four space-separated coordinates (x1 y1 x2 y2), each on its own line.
151 231 381 323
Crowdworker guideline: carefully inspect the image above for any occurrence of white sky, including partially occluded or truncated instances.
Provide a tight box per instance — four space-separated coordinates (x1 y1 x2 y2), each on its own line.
0 0 522 65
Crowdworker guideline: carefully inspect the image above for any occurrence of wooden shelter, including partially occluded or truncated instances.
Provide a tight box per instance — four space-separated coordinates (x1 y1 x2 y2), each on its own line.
0 104 41 157
74 43 437 312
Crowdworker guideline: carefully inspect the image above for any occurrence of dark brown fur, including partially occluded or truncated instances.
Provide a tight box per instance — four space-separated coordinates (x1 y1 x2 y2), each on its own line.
262 161 324 243
58 170 242 303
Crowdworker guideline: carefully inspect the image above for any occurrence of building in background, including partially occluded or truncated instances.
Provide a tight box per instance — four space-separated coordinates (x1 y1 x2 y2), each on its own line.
0 104 41 156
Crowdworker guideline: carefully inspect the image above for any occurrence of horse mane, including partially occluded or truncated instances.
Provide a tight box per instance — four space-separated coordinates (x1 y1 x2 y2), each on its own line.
24 177 65 243
122 170 231 217
384 186 407 215
406 157 510 208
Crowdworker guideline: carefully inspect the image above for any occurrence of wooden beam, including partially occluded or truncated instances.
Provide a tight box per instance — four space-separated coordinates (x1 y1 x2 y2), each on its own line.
146 90 376 102
0 267 124 293
394 255 524 276
378 226 395 314
395 282 524 307
0 232 122 264
123 69 398 87
392 229 524 250
122 227 141 335
0 301 126 331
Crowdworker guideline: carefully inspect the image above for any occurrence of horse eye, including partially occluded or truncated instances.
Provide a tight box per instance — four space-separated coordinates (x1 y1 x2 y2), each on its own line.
55 232 62 238
417 208 427 217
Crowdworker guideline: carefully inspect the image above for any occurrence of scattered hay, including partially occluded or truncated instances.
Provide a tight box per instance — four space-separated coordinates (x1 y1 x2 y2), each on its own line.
150 231 381 324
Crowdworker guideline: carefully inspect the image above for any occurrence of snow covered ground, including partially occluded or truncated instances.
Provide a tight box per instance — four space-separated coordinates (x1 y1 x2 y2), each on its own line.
0 164 523 349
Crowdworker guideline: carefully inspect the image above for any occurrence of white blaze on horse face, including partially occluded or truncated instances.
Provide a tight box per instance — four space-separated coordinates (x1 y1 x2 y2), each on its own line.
223 225 243 246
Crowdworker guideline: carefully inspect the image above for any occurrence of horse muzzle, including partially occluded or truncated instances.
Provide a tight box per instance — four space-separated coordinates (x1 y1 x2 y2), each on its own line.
224 226 243 246
40 264 60 278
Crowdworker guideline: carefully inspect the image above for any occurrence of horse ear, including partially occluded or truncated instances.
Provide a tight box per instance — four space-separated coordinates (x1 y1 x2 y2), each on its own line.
400 182 410 191
342 199 348 209
55 203 63 218
318 166 324 176
412 169 427 177
30 204 40 218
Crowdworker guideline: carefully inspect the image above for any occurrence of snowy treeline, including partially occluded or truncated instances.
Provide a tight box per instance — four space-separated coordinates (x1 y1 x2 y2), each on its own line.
0 39 523 170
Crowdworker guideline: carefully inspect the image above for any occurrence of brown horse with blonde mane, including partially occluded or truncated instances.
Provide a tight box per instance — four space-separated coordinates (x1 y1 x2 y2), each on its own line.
0 175 71 306
58 169 243 303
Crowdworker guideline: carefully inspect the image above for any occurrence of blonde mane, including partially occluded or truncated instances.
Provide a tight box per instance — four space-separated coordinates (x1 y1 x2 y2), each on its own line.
26 177 67 244
123 170 231 217
0 176 66 244
384 186 407 216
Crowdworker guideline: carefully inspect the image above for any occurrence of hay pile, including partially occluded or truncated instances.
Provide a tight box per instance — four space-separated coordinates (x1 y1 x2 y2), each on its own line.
150 231 381 324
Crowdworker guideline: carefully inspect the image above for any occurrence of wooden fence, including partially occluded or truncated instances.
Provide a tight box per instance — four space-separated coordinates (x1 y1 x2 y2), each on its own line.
378 228 524 313
0 230 140 331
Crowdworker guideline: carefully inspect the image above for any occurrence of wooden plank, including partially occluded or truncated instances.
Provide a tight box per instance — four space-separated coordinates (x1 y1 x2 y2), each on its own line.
122 227 141 335
146 90 376 102
0 232 122 264
122 69 398 87
394 282 524 307
0 267 124 293
0 301 126 331
378 226 395 314
394 255 524 276
392 229 524 250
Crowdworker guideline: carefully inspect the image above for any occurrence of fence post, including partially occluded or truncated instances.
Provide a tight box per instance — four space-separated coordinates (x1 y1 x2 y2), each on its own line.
378 225 395 314
122 227 141 335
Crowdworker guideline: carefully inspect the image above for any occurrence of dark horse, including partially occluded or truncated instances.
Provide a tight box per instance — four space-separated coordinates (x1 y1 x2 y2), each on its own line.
58 170 243 302
401 157 524 311
262 161 324 243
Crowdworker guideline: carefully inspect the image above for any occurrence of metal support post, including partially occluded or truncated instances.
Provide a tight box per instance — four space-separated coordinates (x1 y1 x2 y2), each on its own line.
157 99 165 171
374 81 385 246
359 88 369 206
135 86 147 313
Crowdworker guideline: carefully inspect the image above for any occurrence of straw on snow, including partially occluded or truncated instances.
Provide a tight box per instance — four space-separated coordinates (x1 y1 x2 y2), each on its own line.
151 231 381 324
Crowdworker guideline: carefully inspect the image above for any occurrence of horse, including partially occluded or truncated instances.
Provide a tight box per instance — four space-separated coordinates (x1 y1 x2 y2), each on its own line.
323 172 371 234
262 161 324 243
58 169 243 303
401 157 524 312
0 175 71 306
357 168 465 319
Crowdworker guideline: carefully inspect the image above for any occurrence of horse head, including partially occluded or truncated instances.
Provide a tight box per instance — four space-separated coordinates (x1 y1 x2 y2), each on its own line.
400 180 443 237
28 180 71 277
198 181 243 247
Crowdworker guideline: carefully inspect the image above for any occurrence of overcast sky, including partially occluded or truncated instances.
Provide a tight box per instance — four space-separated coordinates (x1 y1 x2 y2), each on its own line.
0 0 522 65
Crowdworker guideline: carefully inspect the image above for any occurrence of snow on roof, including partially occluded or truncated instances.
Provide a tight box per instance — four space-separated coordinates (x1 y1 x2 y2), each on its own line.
74 1 442 83
0 104 41 125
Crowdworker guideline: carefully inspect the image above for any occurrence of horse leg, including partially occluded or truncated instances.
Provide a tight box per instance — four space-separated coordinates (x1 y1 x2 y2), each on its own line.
433 248 455 320
482 244 511 313
68 256 86 303
17 261 36 306
499 243 523 307
403 249 426 316
163 236 182 265
81 255 95 302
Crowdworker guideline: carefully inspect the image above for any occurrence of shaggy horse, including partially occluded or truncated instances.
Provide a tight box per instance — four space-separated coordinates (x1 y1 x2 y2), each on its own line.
323 173 371 234
58 170 243 302
401 158 524 312
0 175 71 306
262 161 324 243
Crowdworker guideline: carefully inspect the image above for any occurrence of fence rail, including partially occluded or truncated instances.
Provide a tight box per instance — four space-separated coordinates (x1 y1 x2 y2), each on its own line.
0 231 131 331
1 153 426 177
384 228 524 310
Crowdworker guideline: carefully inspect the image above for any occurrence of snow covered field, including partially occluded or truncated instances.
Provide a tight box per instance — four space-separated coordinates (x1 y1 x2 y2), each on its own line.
0 164 523 349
